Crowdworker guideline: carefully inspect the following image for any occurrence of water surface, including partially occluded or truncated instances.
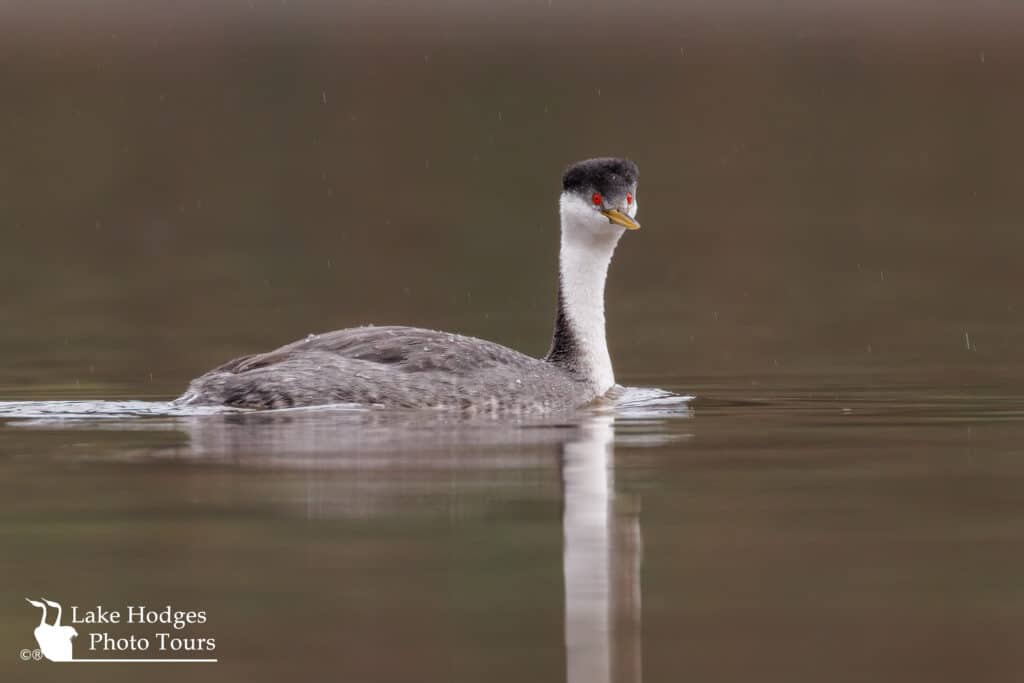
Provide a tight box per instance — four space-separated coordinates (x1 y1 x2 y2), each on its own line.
3 383 1023 682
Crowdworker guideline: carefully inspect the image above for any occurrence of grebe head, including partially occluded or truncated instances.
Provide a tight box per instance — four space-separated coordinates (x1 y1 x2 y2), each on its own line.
559 157 640 241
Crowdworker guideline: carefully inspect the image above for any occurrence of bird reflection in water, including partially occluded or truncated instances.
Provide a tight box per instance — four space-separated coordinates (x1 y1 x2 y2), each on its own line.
562 414 643 683
15 395 689 682
176 406 665 683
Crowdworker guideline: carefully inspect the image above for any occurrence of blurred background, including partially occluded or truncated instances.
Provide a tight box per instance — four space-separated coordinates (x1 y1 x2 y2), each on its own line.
2 3 1024 683
2 0 1023 398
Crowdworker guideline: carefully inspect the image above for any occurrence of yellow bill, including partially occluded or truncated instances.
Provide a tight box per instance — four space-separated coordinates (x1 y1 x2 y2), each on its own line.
601 209 641 230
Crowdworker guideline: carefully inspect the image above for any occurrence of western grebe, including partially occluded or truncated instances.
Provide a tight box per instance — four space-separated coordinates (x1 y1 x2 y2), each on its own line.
176 157 641 413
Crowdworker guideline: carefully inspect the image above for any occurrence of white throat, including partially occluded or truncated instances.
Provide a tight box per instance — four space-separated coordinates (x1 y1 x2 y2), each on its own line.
554 193 629 393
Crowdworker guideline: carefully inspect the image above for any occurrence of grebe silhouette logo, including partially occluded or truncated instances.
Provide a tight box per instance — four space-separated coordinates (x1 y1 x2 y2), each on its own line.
24 598 77 662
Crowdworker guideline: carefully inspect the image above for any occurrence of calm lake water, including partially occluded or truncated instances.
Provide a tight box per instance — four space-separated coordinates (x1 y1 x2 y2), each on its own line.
3 381 1023 682
3 2 1024 681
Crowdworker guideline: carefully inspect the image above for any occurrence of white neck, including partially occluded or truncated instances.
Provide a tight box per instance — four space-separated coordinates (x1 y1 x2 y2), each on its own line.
551 194 627 393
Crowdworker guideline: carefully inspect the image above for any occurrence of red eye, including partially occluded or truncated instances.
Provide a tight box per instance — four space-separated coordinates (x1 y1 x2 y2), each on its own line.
626 193 633 205
591 193 602 206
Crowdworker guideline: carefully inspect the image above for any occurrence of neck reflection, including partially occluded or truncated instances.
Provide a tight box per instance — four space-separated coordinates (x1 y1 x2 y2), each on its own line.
562 415 642 683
